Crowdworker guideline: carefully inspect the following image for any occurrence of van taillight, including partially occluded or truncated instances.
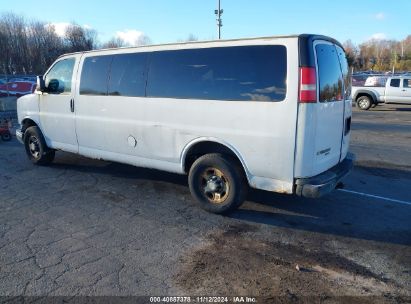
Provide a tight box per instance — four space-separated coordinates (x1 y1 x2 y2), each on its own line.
299 67 317 103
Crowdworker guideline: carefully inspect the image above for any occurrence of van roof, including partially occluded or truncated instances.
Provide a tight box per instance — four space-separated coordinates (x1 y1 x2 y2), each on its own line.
59 33 343 59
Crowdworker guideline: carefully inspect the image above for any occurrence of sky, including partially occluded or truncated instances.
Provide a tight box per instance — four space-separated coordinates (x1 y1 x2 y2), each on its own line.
1 0 410 46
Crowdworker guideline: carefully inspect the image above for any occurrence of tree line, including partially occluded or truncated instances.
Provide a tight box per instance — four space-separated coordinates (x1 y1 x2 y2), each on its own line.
0 12 151 75
2 12 410 75
344 36 411 72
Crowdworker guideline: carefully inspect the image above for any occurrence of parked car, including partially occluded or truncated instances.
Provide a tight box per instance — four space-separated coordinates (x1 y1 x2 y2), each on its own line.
352 76 411 110
0 81 36 97
0 128 11 141
16 34 353 214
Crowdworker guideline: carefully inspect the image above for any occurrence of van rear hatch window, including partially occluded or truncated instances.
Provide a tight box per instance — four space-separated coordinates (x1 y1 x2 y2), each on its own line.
316 44 343 102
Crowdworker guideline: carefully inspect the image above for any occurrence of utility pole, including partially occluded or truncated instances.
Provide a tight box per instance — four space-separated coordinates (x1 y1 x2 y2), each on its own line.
215 0 223 39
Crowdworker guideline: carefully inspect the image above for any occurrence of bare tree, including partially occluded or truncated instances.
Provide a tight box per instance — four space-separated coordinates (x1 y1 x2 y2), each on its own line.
136 34 152 46
27 21 63 74
0 13 29 74
0 21 9 74
186 34 198 42
101 37 126 49
343 40 359 67
177 34 199 43
64 23 97 52
6 11 410 74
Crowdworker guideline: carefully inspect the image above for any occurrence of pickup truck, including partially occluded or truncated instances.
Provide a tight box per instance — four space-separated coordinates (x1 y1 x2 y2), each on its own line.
352 75 411 110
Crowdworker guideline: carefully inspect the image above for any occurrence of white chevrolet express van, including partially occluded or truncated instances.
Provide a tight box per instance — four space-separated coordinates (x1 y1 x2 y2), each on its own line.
17 34 354 214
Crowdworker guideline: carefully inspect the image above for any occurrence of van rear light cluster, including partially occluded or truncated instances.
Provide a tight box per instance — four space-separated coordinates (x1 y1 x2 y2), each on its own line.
299 67 317 103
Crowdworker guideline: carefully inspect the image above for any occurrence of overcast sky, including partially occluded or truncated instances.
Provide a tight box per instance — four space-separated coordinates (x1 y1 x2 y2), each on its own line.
3 0 410 45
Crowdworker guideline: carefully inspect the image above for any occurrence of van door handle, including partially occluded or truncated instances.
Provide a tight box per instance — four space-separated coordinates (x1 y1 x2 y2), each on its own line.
70 98 74 112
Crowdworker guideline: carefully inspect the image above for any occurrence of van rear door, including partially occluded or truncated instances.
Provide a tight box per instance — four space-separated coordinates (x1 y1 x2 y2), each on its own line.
311 41 346 175
335 45 352 162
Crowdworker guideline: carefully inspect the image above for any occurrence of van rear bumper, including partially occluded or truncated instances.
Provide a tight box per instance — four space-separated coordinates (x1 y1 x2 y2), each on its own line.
294 153 355 198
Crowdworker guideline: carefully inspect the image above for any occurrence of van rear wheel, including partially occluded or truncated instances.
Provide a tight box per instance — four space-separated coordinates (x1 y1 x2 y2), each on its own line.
188 153 247 214
357 96 372 110
24 126 55 165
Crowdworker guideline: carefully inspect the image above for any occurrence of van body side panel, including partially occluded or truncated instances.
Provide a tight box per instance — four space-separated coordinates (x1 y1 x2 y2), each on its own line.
74 38 299 193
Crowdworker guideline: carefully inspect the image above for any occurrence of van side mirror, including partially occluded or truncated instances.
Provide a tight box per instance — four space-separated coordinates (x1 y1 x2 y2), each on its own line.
36 75 46 92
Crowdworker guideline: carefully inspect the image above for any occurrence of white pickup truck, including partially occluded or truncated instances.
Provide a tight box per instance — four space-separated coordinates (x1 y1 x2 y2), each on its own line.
352 75 411 110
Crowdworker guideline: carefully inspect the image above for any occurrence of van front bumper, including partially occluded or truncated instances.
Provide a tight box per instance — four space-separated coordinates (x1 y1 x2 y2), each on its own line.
295 153 355 198
16 129 24 144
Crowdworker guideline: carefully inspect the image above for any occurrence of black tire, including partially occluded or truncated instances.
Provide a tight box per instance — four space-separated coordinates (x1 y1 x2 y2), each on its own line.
188 153 247 214
24 126 55 165
357 96 372 110
371 103 378 108
1 132 11 141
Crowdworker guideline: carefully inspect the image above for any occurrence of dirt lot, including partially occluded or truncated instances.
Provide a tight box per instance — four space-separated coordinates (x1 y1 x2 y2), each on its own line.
0 103 410 302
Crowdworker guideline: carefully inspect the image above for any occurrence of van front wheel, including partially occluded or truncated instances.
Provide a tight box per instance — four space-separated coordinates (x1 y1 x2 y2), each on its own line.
188 153 247 214
24 126 55 165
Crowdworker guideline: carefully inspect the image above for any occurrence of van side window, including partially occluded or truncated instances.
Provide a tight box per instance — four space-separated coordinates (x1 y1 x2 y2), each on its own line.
146 45 287 102
390 79 400 87
404 79 410 88
80 56 113 95
108 53 147 97
44 58 75 95
316 44 343 102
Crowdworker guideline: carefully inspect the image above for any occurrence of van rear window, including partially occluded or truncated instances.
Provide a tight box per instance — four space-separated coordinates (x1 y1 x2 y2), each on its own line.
316 44 343 102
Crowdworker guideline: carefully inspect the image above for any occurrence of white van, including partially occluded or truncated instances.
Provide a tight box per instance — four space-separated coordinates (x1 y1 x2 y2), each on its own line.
17 34 354 214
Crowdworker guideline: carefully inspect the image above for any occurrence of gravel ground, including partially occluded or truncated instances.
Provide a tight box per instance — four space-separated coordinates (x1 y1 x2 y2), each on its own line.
0 103 410 303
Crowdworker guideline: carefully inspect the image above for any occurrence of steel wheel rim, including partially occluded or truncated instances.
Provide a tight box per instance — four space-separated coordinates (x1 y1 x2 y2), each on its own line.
28 135 40 158
200 167 230 204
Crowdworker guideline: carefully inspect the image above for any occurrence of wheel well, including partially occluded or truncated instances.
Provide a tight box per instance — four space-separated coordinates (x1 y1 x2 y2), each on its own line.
21 119 38 132
356 93 376 104
183 141 246 175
